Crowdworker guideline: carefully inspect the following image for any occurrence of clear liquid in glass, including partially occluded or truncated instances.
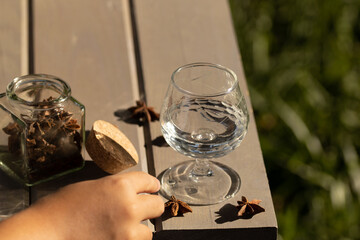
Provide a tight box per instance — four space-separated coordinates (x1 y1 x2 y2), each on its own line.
161 98 248 159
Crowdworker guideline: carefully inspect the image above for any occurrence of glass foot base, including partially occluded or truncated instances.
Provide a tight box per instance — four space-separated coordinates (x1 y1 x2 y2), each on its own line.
160 160 241 205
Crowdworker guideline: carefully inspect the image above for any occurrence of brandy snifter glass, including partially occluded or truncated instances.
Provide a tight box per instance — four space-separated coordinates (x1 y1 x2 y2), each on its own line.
160 62 249 205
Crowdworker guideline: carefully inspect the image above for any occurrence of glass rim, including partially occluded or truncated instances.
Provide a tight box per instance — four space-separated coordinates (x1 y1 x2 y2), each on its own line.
171 62 238 97
6 74 71 107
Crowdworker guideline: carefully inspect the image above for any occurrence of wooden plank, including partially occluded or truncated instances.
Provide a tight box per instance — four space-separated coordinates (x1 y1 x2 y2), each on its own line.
0 0 29 220
133 0 277 238
30 0 147 202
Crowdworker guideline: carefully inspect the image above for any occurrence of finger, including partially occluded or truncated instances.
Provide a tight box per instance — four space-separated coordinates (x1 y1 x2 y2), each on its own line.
118 224 153 240
119 171 160 194
135 224 154 240
136 194 165 220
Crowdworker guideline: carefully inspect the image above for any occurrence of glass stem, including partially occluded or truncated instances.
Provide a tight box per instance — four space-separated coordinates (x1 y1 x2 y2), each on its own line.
192 159 213 177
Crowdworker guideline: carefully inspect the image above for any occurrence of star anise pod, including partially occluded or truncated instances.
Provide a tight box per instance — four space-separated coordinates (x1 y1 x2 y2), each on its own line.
36 156 46 163
2 122 21 135
127 100 160 123
26 138 36 146
40 138 56 155
58 110 73 122
165 195 192 217
3 123 21 154
29 122 36 135
63 119 81 132
236 196 265 217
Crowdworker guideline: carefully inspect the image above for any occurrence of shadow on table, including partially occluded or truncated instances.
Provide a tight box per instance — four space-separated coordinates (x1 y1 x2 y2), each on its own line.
114 108 169 148
114 109 143 126
0 160 108 219
152 136 169 147
30 160 109 202
0 169 29 221
154 228 277 240
215 203 241 224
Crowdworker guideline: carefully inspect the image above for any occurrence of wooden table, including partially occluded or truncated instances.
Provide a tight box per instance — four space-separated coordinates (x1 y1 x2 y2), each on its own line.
0 0 278 239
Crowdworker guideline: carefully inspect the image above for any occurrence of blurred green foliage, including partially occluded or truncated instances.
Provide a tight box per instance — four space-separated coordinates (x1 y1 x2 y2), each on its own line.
229 0 360 239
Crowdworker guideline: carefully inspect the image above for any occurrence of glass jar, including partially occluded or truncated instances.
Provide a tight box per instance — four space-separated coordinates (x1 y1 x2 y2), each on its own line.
0 74 85 186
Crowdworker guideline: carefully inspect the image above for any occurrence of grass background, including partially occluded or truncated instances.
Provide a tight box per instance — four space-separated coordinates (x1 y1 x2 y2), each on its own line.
229 0 360 239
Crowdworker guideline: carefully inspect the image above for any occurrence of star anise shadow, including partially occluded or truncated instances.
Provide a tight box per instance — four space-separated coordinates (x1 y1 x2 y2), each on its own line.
215 203 255 224
114 109 144 126
114 110 169 147
215 204 240 224
152 136 169 147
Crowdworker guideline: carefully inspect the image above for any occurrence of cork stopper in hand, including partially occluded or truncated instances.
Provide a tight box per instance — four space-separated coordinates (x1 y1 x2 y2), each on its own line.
86 120 139 174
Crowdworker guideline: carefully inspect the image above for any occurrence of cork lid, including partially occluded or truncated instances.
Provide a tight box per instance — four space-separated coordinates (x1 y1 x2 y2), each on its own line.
86 120 139 174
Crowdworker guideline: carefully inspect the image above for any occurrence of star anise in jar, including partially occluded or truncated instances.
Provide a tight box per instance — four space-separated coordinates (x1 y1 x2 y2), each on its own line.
63 119 81 134
2 122 21 135
2 122 21 154
165 195 192 217
236 196 265 218
127 100 160 123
